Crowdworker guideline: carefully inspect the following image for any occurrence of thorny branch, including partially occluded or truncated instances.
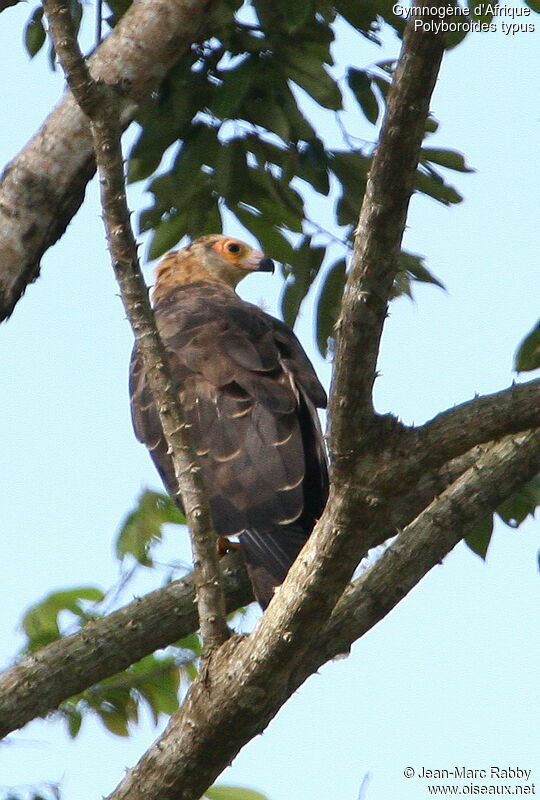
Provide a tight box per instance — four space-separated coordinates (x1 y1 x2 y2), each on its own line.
1 1 537 798
0 0 218 321
42 0 229 650
104 432 540 800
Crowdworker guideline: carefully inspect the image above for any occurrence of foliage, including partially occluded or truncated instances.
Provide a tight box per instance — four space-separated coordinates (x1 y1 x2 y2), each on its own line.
16 490 200 738
116 488 186 566
20 589 200 738
21 586 105 651
127 0 470 358
514 320 540 373
5 0 539 794
465 474 540 560
466 318 540 559
18 0 473 357
59 650 191 737
204 788 270 800
17 490 247 741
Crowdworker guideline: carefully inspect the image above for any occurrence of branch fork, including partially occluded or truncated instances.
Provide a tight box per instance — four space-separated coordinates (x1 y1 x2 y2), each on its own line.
13 2 540 798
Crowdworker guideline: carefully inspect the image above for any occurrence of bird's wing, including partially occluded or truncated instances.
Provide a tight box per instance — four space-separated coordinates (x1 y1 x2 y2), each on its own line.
130 281 328 604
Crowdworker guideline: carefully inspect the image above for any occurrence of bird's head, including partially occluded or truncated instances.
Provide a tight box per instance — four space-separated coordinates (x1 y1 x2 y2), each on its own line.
152 234 274 302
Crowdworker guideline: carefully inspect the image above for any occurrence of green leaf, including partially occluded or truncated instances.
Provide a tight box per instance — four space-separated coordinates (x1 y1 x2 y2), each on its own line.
332 0 381 34
274 0 314 32
22 587 104 650
335 193 360 228
296 140 330 196
116 489 186 565
280 236 325 328
248 100 291 141
514 321 540 372
330 150 369 225
465 516 494 560
523 0 540 11
232 206 295 264
128 114 180 183
279 83 317 140
185 191 222 239
147 212 189 261
390 269 413 300
424 116 440 135
211 57 259 118
132 655 182 722
24 7 46 58
240 168 304 233
214 138 250 202
171 125 221 184
204 787 270 800
329 150 369 196
139 675 180 722
443 22 469 50
398 251 446 292
283 50 342 111
66 708 83 739
177 631 203 656
316 258 347 357
415 169 463 206
421 147 474 174
100 709 130 737
347 68 379 125
496 475 540 528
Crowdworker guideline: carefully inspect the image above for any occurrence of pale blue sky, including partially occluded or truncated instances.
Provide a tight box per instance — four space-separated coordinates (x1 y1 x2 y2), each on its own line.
0 5 539 800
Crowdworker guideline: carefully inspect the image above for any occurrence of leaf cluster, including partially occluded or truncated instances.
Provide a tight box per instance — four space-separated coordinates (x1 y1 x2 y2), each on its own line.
127 0 471 355
59 649 192 737
16 491 247 740
466 473 540 559
116 488 186 566
466 320 540 558
10 0 478 359
18 491 197 738
13 0 472 356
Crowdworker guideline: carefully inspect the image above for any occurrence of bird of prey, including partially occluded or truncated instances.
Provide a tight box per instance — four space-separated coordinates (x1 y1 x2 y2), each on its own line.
129 234 328 608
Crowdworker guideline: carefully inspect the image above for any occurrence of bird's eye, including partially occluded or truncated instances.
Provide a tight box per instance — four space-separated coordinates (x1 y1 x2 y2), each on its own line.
226 242 241 254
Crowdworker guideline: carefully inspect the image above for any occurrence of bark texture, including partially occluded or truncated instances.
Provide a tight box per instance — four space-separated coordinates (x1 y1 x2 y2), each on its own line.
43 0 230 648
0 555 250 740
104 431 540 800
0 0 219 321
0 442 495 738
1 1 538 798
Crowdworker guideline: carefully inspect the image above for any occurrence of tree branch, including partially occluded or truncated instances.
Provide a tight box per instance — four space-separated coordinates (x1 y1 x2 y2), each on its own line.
105 429 540 800
5 2 532 797
0 554 251 740
402 379 540 481
298 429 540 678
361 379 540 497
0 0 219 322
0 444 485 740
42 0 229 649
0 0 452 773
328 2 447 468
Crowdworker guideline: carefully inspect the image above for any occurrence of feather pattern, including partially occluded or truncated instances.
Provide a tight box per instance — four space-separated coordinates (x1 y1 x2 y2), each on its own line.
129 235 328 607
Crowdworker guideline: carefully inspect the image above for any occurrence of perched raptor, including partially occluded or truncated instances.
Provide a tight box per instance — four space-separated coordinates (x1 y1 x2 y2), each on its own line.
129 234 328 608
